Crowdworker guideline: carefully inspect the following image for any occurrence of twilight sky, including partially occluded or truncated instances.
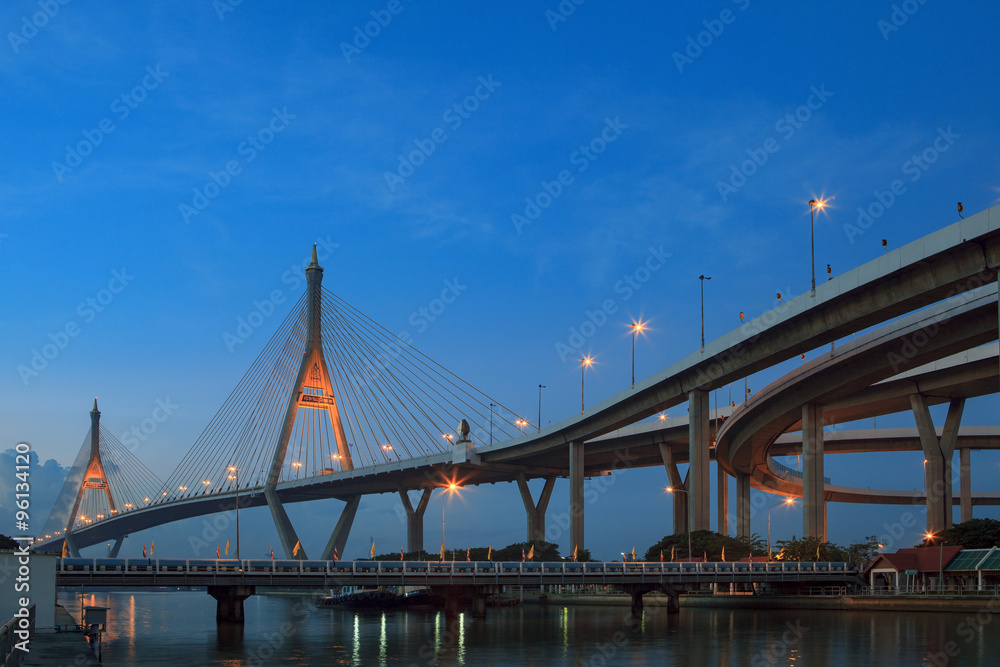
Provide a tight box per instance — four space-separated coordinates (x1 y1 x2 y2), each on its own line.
1 1 998 560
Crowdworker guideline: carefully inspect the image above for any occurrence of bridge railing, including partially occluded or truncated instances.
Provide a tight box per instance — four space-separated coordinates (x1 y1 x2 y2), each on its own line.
57 558 856 577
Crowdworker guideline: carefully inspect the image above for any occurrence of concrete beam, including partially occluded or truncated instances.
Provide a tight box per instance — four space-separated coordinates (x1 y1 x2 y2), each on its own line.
321 496 360 561
516 473 555 542
265 486 307 559
659 443 687 535
802 403 826 541
736 473 751 538
108 536 124 559
688 390 710 531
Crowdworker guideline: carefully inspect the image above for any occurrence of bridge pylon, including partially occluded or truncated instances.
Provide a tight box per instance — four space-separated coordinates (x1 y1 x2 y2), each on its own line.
265 245 358 559
62 399 118 557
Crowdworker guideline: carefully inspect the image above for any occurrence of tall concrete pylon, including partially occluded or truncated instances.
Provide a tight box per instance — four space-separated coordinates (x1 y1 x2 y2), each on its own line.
63 399 116 557
265 245 358 559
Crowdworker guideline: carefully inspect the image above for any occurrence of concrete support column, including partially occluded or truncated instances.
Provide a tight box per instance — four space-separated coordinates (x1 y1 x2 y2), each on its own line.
207 585 255 623
659 443 688 535
398 488 432 554
688 390 711 531
569 441 585 557
516 474 556 542
320 496 360 561
802 403 827 542
911 395 965 535
717 464 729 536
266 487 307 559
108 536 125 558
960 448 973 523
736 473 751 538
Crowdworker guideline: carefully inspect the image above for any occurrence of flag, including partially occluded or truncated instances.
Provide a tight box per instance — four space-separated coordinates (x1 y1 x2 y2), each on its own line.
817 544 821 561
151 539 155 557
216 546 221 559
400 547 404 561
225 539 230 557
143 544 147 558
573 545 578 562
333 546 339 561
487 545 492 561
703 551 707 562
61 541 68 558
441 543 446 561
521 547 526 562
631 546 635 561
721 547 726 562
370 541 375 559
292 540 301 557
466 549 470 562
527 544 534 560
659 550 663 563
671 546 675 561
270 547 274 560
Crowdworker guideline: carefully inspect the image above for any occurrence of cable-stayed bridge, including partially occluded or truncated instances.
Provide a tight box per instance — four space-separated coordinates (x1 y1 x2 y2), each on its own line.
33 204 1000 562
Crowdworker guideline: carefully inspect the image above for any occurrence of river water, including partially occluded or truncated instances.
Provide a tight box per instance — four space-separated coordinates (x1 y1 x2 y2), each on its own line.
58 589 998 666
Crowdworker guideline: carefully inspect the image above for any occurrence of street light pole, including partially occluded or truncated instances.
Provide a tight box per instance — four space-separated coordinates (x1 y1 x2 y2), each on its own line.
537 384 546 433
580 356 593 413
809 199 825 294
699 276 711 348
666 486 693 560
630 321 645 387
228 466 240 561
441 483 457 561
766 498 796 560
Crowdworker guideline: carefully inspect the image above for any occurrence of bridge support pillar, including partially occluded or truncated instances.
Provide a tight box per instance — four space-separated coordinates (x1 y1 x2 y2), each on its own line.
63 535 81 558
108 536 125 558
629 590 643 617
911 395 964 534
265 487 307 559
321 496 360 561
659 444 688 535
688 390 710 531
398 488 432 554
207 585 255 623
736 473 751 538
717 464 729 536
516 474 556 542
569 441 585 556
802 403 827 542
960 448 973 523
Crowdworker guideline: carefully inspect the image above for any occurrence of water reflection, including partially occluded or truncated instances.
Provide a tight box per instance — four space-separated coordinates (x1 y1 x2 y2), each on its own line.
55 590 1000 666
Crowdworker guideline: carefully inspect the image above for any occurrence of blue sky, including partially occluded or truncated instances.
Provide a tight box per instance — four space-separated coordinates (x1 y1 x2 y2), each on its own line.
1 1 998 560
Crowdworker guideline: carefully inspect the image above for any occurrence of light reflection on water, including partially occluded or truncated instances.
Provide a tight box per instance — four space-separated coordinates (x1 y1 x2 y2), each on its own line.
58 590 1000 666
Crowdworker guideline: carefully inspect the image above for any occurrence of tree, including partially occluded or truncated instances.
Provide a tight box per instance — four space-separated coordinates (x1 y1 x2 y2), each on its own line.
643 530 766 562
773 535 848 561
918 518 1000 550
844 536 881 567
0 534 18 550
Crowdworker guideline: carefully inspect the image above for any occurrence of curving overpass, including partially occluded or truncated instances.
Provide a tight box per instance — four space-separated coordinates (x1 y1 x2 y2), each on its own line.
36 204 1000 557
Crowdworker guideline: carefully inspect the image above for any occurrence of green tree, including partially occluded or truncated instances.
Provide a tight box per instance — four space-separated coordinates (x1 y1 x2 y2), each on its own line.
845 536 881 567
643 530 766 562
918 518 1000 549
774 535 846 561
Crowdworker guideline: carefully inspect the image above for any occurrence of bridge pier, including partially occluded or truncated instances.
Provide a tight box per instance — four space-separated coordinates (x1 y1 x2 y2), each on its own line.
569 441 585 556
207 585 255 623
398 488 432 554
688 390 710 531
516 473 556 542
960 448 973 523
911 395 964 534
321 496 360 561
108 536 125 558
736 473 751 538
802 403 826 541
63 534 81 558
659 444 688 535
717 464 729 536
265 487 308 559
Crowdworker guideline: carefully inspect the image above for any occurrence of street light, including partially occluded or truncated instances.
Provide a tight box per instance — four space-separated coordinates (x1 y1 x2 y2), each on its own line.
516 419 527 434
441 483 460 561
537 384 546 433
766 497 796 560
630 321 646 387
809 198 826 294
665 486 693 560
228 466 240 561
580 356 594 413
699 276 711 348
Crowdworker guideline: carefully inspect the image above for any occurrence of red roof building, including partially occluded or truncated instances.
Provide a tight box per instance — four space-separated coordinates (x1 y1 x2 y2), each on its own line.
864 546 963 590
